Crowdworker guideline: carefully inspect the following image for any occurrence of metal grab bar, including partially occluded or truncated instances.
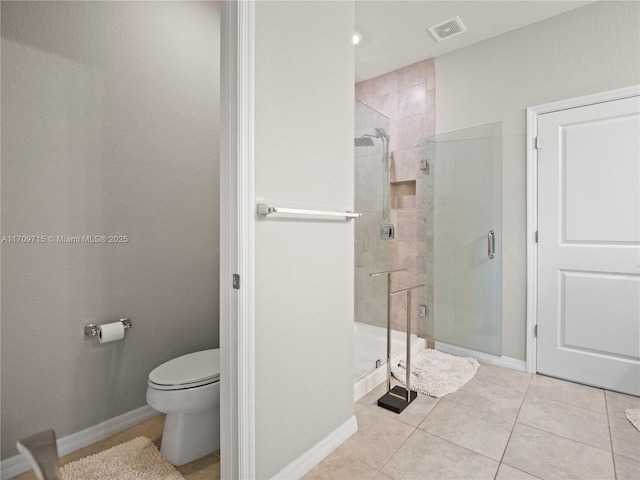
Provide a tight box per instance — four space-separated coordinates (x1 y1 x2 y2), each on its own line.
390 284 426 296
370 268 407 277
488 230 496 259
256 203 361 220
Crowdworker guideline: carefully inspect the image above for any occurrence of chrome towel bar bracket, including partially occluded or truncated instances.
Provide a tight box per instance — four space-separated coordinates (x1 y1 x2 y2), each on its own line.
256 203 361 220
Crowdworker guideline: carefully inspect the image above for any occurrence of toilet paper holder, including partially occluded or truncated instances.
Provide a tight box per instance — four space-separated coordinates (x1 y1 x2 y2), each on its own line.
84 318 132 337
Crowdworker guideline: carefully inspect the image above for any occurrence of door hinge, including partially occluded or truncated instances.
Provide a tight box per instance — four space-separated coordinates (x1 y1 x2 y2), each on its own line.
535 231 538 243
535 137 541 149
232 274 240 290
534 325 538 337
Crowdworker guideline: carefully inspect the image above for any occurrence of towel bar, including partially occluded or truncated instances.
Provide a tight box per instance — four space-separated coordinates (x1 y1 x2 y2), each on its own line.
256 203 361 220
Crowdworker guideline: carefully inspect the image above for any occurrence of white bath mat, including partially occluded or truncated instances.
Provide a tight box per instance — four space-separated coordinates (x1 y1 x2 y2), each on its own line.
626 409 640 432
391 348 479 398
60 436 184 480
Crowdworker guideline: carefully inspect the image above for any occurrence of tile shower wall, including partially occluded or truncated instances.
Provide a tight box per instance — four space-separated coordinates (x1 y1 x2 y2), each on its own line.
355 59 435 340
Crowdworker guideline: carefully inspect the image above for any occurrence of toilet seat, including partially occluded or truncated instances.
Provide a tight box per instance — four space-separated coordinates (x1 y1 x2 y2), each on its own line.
148 349 220 391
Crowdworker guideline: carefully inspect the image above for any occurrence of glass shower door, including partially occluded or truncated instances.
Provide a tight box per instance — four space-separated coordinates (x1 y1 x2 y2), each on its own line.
421 123 502 356
354 100 392 381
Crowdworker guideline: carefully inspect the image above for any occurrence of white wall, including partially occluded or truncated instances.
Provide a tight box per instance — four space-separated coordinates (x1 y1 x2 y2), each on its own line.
1 1 220 459
253 1 355 477
435 1 640 360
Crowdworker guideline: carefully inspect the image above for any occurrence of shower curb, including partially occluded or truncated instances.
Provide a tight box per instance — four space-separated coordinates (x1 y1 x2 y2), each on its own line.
354 336 426 402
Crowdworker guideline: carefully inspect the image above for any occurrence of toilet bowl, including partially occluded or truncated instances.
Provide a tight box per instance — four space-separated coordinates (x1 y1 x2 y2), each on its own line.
146 349 220 466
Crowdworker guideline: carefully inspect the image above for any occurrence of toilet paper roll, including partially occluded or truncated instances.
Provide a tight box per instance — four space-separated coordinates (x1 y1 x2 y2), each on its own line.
98 321 126 343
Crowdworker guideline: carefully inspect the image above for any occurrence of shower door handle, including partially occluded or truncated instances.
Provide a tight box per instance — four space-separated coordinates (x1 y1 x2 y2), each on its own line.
488 231 496 259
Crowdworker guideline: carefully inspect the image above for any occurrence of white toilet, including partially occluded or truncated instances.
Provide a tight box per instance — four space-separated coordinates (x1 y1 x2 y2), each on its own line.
146 349 220 466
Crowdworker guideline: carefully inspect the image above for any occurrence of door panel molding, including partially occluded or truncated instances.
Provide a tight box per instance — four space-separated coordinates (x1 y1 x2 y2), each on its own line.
526 85 640 374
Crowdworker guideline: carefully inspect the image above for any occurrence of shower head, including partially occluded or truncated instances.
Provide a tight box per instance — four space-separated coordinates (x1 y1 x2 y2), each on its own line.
355 128 390 147
354 137 376 147
374 128 390 141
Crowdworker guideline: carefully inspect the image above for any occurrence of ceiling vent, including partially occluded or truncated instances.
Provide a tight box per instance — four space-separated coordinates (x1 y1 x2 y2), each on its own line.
427 16 467 42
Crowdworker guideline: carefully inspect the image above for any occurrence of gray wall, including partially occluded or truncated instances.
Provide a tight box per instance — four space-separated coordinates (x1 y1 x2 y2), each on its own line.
1 1 220 459
435 1 640 360
254 1 355 477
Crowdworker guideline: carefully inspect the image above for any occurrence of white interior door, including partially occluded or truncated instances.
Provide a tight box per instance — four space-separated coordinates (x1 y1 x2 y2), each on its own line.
537 95 640 395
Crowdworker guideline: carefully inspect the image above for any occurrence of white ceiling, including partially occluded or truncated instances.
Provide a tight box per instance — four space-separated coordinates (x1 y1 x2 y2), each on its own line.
355 1 593 82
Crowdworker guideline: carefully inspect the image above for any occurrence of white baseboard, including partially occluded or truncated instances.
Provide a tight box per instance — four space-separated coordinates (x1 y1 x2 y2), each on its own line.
1 405 160 480
353 337 426 402
434 342 527 372
271 415 358 480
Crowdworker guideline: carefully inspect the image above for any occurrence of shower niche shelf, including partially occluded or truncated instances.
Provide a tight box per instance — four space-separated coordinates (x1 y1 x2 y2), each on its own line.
390 180 417 210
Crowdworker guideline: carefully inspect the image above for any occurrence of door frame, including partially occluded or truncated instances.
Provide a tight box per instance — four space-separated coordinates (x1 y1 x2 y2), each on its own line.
525 85 640 374
220 1 255 478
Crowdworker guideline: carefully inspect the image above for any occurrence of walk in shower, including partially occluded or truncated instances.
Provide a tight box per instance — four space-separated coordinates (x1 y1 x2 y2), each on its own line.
353 98 503 399
353 100 423 399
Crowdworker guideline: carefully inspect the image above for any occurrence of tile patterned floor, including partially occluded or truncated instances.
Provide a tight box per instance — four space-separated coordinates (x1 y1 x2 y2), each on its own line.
10 365 640 480
10 414 220 480
304 364 640 480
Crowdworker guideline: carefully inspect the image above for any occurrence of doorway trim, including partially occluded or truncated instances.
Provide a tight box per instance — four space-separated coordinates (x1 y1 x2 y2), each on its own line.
220 1 255 478
525 85 640 374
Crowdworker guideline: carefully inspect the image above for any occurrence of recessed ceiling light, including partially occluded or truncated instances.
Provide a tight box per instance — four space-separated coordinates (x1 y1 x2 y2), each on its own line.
352 32 362 45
